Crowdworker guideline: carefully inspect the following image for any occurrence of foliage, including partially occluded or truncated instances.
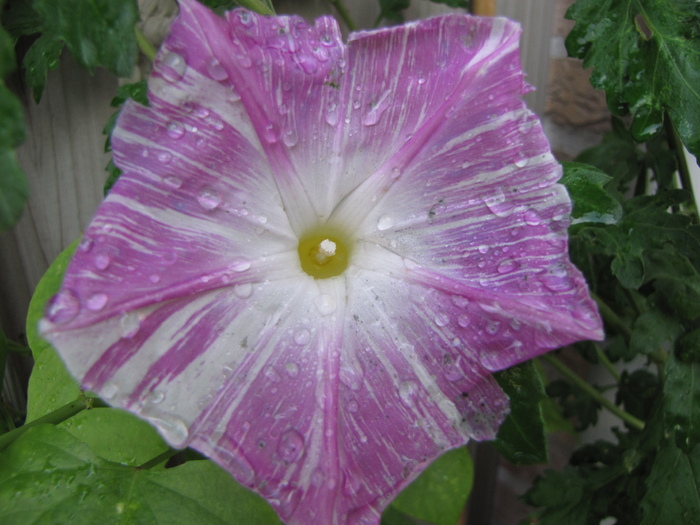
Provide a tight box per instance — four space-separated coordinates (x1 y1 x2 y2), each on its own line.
0 0 699 523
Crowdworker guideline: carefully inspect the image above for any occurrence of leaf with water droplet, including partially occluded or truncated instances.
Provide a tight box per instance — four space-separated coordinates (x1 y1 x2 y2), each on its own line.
493 360 549 465
561 162 622 226
0 425 282 524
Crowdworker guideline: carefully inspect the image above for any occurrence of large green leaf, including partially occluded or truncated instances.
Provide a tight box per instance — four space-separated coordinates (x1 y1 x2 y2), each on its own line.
493 361 549 464
25 239 82 421
561 162 623 226
0 424 282 525
0 84 28 231
640 438 700 524
382 447 473 525
566 0 700 160
664 355 700 452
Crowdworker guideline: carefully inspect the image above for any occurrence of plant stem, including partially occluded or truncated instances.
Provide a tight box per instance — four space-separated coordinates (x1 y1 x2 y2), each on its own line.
542 353 645 431
590 291 633 341
236 0 276 16
135 27 157 62
595 343 621 382
0 394 108 452
137 448 180 470
327 0 358 31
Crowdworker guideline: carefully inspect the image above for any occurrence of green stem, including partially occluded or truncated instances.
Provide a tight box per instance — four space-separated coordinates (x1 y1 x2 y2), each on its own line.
0 395 108 452
327 0 358 31
135 27 157 62
137 448 180 470
590 291 633 341
595 343 621 382
235 0 275 16
542 354 645 431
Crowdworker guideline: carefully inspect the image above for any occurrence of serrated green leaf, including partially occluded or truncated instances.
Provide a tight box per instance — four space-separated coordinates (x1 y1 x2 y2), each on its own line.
383 447 473 525
23 32 64 103
640 438 700 525
643 247 700 320
629 308 683 355
664 355 700 452
561 162 623 226
25 239 82 422
493 361 549 465
0 424 282 525
103 158 122 196
566 0 700 159
32 0 139 78
1 0 43 39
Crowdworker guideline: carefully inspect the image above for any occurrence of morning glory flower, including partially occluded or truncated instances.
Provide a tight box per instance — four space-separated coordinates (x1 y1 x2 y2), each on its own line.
40 0 603 523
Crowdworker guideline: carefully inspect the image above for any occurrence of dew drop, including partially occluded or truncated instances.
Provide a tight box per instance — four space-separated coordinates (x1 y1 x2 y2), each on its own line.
324 103 339 126
284 362 300 378
119 312 140 339
157 151 172 164
514 157 529 168
86 292 108 311
434 312 450 327
524 209 541 226
485 320 500 335
197 187 221 210
229 257 251 272
93 253 111 270
282 128 298 147
149 274 161 284
206 57 229 81
262 122 280 143
194 105 210 118
497 259 516 274
376 215 394 231
362 90 391 126
149 390 165 404
314 294 336 315
399 380 418 408
209 117 225 131
483 187 513 217
442 357 462 382
79 237 94 253
347 399 359 413
343 474 362 496
417 76 426 85
46 290 81 324
478 244 489 254
452 295 469 308
163 175 183 188
278 429 305 462
265 367 281 383
234 283 253 298
161 52 187 82
293 328 310 345
457 314 470 328
165 121 184 140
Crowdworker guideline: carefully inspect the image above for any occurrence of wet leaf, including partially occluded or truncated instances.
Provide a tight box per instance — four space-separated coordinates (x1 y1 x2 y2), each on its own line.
566 0 700 160
561 162 622 226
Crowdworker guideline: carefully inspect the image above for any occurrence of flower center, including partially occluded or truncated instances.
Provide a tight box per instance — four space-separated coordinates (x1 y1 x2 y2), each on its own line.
298 229 352 279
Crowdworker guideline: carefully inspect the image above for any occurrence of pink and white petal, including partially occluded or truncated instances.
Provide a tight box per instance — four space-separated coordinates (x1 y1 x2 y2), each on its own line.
351 241 602 374
168 0 351 229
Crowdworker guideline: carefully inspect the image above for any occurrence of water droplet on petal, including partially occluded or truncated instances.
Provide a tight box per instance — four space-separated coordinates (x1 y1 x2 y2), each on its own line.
314 294 336 315
284 362 300 377
79 237 94 253
149 274 161 284
483 187 513 217
485 320 500 335
376 215 394 231
282 128 298 147
163 175 183 188
197 187 221 210
442 356 462 382
262 122 280 143
86 292 108 311
498 259 516 274
265 367 281 383
478 244 489 254
119 312 140 338
343 473 362 496
234 283 253 298
93 253 111 270
46 290 80 324
347 399 358 413
229 257 251 272
206 57 228 81
278 429 305 462
457 314 470 327
157 151 172 164
399 380 418 408
524 209 541 225
362 90 391 126
166 121 185 140
452 295 469 308
325 103 339 126
161 52 187 82
149 390 165 404
514 157 529 168
434 312 450 327
293 328 310 345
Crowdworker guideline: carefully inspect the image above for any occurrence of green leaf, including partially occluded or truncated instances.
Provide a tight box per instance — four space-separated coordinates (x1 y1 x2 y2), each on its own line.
640 438 700 524
383 447 473 525
427 0 469 8
629 308 683 355
678 329 700 363
0 84 28 231
1 0 44 40
25 239 82 422
566 0 700 160
0 3 17 78
561 162 623 226
23 32 64 103
643 247 700 320
376 0 411 25
493 361 549 464
59 408 169 467
664 354 700 452
0 424 282 525
32 0 139 77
